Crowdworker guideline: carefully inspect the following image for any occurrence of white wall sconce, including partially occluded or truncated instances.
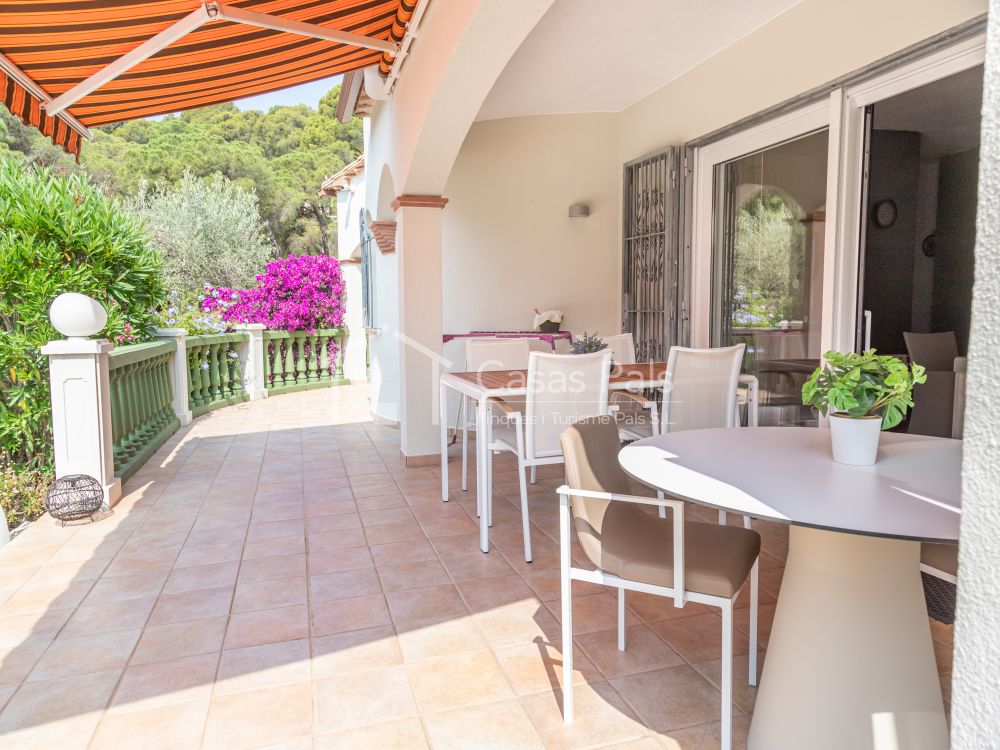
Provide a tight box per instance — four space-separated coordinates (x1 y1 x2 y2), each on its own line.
568 203 590 218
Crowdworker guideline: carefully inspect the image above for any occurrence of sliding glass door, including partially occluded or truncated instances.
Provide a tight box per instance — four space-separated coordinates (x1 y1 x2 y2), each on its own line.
710 129 829 427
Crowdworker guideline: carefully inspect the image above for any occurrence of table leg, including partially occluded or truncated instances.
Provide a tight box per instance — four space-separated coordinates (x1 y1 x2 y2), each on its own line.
478 398 490 553
747 526 948 750
440 381 449 502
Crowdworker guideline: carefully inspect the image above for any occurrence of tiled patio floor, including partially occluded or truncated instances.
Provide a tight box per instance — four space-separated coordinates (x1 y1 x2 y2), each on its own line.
0 386 953 749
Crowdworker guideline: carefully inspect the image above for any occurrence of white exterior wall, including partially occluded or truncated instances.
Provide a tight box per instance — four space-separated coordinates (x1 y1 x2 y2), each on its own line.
443 114 621 337
619 0 986 161
950 1 1000 745
335 166 369 384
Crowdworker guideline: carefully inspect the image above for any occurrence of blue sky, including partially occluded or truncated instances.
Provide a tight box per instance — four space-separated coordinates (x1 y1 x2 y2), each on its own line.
232 74 343 111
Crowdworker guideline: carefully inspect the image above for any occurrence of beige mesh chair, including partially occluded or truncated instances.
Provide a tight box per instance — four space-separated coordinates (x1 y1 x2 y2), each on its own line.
616 344 754 442
557 417 760 750
460 338 531 496
488 350 612 562
904 331 960 438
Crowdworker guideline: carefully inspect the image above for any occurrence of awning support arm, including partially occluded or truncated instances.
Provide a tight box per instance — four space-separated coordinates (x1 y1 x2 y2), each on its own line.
44 2 400 118
45 4 212 117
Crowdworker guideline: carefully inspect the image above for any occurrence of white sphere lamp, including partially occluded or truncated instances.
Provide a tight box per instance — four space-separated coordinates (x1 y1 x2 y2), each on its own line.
49 293 108 339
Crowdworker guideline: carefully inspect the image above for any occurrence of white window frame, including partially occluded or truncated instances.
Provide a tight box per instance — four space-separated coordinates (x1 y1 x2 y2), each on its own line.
690 98 837 349
688 30 986 356
831 32 986 353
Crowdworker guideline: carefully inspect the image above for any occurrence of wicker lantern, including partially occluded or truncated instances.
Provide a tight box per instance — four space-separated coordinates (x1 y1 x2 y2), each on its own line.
45 474 105 524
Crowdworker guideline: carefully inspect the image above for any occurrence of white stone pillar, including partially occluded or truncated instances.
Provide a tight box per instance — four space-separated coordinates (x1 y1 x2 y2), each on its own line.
951 4 1000 745
234 324 267 400
155 328 193 425
40 338 121 507
394 195 448 464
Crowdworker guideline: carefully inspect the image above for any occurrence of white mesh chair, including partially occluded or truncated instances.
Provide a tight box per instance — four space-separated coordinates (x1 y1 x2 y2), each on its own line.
557 417 760 750
488 349 613 562
605 332 660 439
459 338 531 496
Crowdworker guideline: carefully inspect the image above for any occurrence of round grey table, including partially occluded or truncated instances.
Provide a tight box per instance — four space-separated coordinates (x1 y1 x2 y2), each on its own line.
619 427 959 750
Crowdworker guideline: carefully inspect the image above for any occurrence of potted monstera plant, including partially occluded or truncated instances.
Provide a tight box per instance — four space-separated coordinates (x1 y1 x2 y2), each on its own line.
802 349 926 465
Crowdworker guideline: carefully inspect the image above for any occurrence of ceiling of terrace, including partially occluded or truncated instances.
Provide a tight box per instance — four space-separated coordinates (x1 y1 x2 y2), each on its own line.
476 0 805 121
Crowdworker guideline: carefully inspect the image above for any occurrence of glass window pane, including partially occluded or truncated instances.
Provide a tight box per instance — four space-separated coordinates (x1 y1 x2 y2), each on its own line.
711 129 828 427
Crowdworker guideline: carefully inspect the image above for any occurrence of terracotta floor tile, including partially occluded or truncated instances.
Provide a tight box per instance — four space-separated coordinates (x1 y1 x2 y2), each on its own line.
377 559 452 593
312 593 391 636
314 665 417 734
310 568 382 603
91 697 210 750
492 640 600 696
58 597 155 639
174 542 244 569
132 616 228 665
397 616 489 661
474 601 561 648
364 520 426 546
148 586 234 626
82 574 166 606
243 534 306 560
370 538 438 566
233 577 308 612
422 698 545 750
216 638 311 695
360 507 414 527
308 513 362 533
611 665 729 733
386 584 469 627
312 625 402 677
440 551 516 582
309 546 374 574
546 592 640 636
458 574 538 612
308 527 369 551
576 625 685 679
623 591 715 624
519 681 647 750
163 562 240 594
239 553 307 582
315 717 429 750
27 628 141 682
407 649 513 714
658 716 750 750
0 669 121 736
225 605 309 650
111 652 218 711
691 649 765 716
650 614 747 664
203 680 313 749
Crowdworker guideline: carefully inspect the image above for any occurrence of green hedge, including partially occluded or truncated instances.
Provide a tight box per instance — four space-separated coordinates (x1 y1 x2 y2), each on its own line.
0 161 164 470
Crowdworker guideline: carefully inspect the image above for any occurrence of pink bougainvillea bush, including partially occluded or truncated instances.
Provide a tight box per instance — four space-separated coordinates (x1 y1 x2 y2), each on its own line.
202 254 346 332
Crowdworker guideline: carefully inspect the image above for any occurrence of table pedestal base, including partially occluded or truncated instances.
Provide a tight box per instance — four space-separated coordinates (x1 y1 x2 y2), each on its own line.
747 526 948 750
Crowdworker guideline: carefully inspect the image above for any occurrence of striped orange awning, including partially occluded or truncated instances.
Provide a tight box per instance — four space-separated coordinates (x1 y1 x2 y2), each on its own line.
0 0 417 158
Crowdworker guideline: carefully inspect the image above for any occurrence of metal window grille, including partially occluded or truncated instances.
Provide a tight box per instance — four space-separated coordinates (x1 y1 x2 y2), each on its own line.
622 148 679 362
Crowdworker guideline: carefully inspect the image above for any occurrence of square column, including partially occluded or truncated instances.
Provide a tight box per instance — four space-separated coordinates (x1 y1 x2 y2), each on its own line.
233 324 267 400
40 338 121 506
155 327 194 423
393 194 448 463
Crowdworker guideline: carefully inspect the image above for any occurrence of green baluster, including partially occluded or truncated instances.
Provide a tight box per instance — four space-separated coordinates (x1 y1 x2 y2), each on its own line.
332 332 348 386
188 345 201 408
230 347 243 397
109 369 124 471
263 338 272 391
121 364 136 459
284 339 295 386
140 359 154 439
292 334 304 385
207 343 219 403
200 346 212 405
318 335 330 383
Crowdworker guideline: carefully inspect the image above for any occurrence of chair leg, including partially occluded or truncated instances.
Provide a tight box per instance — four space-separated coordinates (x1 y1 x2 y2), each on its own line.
618 588 626 651
514 416 532 563
461 396 469 492
721 600 734 750
749 558 759 687
530 465 537 484
559 497 574 724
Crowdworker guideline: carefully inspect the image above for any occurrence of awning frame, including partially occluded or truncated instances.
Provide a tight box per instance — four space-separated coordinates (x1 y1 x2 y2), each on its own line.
0 52 91 140
44 1 401 118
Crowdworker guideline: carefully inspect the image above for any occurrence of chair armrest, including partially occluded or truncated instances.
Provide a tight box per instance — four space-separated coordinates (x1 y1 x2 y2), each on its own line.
557 484 685 603
737 374 759 427
953 356 967 374
610 390 656 410
487 397 521 415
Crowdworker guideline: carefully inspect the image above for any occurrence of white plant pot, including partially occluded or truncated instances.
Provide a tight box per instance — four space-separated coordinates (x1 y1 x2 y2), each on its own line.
829 414 882 465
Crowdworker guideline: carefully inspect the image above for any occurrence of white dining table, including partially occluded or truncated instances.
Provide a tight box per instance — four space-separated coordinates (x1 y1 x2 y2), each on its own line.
439 363 670 553
619 426 960 750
